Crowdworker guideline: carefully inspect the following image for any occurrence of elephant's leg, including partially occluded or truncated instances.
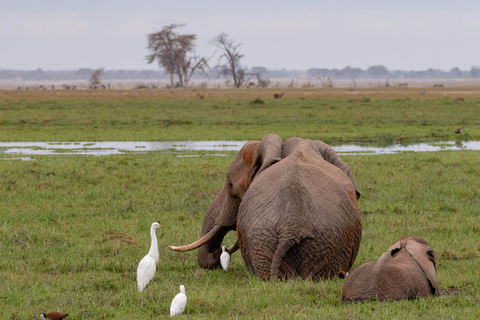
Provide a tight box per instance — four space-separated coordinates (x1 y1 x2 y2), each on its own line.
240 227 277 279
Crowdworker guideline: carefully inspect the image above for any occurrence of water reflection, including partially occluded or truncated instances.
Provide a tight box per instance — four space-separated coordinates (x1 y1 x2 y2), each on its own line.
0 141 246 157
0 140 479 158
332 141 478 155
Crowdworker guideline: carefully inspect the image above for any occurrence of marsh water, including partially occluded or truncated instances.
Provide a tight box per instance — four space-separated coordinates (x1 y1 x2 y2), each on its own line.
1 140 480 160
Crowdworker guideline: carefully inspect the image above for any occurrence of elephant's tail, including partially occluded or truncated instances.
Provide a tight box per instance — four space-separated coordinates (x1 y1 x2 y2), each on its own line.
270 238 296 279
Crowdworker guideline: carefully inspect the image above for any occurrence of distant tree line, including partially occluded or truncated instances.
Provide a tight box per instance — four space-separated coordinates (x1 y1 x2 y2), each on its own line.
306 65 480 80
0 68 166 81
2 65 479 82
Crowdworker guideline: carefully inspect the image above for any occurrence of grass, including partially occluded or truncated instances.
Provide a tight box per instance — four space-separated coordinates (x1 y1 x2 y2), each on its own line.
1 87 480 142
0 88 480 319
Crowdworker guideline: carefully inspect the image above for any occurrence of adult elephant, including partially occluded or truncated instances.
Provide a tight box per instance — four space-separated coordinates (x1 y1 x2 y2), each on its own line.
342 236 439 302
169 134 362 279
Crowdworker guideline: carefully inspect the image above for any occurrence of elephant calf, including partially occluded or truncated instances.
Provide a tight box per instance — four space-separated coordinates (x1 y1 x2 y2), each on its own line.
342 236 439 302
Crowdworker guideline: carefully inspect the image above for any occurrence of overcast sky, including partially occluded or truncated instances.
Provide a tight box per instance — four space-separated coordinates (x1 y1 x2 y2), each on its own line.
2 0 479 71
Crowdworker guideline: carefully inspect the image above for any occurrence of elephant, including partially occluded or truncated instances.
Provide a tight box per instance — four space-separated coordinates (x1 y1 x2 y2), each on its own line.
169 133 362 280
342 236 439 302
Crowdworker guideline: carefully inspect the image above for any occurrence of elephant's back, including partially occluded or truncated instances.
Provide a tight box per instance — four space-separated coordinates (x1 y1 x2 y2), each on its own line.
263 148 360 222
342 260 378 301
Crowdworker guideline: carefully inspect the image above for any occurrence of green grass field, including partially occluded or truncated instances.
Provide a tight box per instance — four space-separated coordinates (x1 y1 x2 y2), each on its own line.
1 87 480 142
1 88 479 319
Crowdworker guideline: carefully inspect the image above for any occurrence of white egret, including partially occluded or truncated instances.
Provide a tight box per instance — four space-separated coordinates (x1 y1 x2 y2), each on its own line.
220 245 230 272
170 285 187 316
137 222 164 292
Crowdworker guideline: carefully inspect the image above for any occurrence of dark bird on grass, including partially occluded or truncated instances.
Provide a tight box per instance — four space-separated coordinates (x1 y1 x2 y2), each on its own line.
40 312 69 320
455 125 467 134
273 92 284 99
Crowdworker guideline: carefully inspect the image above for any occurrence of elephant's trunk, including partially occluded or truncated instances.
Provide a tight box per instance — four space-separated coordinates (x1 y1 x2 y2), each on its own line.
168 225 223 252
196 225 232 269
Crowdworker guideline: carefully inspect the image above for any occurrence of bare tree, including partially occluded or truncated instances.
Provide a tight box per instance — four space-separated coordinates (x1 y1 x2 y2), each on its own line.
319 75 333 88
146 24 209 88
89 67 104 89
212 33 246 88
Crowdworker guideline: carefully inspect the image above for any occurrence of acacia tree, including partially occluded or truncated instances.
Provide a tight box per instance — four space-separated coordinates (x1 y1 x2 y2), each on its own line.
89 67 104 88
146 24 208 88
212 33 247 88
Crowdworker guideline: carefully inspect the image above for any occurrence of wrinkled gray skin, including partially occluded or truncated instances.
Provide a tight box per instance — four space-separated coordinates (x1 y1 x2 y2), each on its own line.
169 133 362 280
342 236 439 302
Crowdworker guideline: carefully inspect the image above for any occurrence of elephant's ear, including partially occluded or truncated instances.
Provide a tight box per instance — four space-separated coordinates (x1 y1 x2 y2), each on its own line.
406 239 439 296
387 239 402 256
315 140 361 200
252 133 283 178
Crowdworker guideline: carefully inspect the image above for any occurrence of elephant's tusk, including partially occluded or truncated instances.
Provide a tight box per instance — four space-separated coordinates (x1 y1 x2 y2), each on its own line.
168 225 223 252
227 241 239 254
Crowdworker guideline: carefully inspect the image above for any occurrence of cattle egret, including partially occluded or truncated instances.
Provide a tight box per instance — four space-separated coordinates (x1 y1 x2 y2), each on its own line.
137 222 164 292
40 312 69 320
170 285 187 316
220 246 230 272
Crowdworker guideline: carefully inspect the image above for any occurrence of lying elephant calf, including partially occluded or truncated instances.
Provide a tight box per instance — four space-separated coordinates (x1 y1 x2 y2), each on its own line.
342 236 439 302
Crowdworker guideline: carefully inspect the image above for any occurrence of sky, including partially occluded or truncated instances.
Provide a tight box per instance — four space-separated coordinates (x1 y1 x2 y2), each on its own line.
1 0 480 72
